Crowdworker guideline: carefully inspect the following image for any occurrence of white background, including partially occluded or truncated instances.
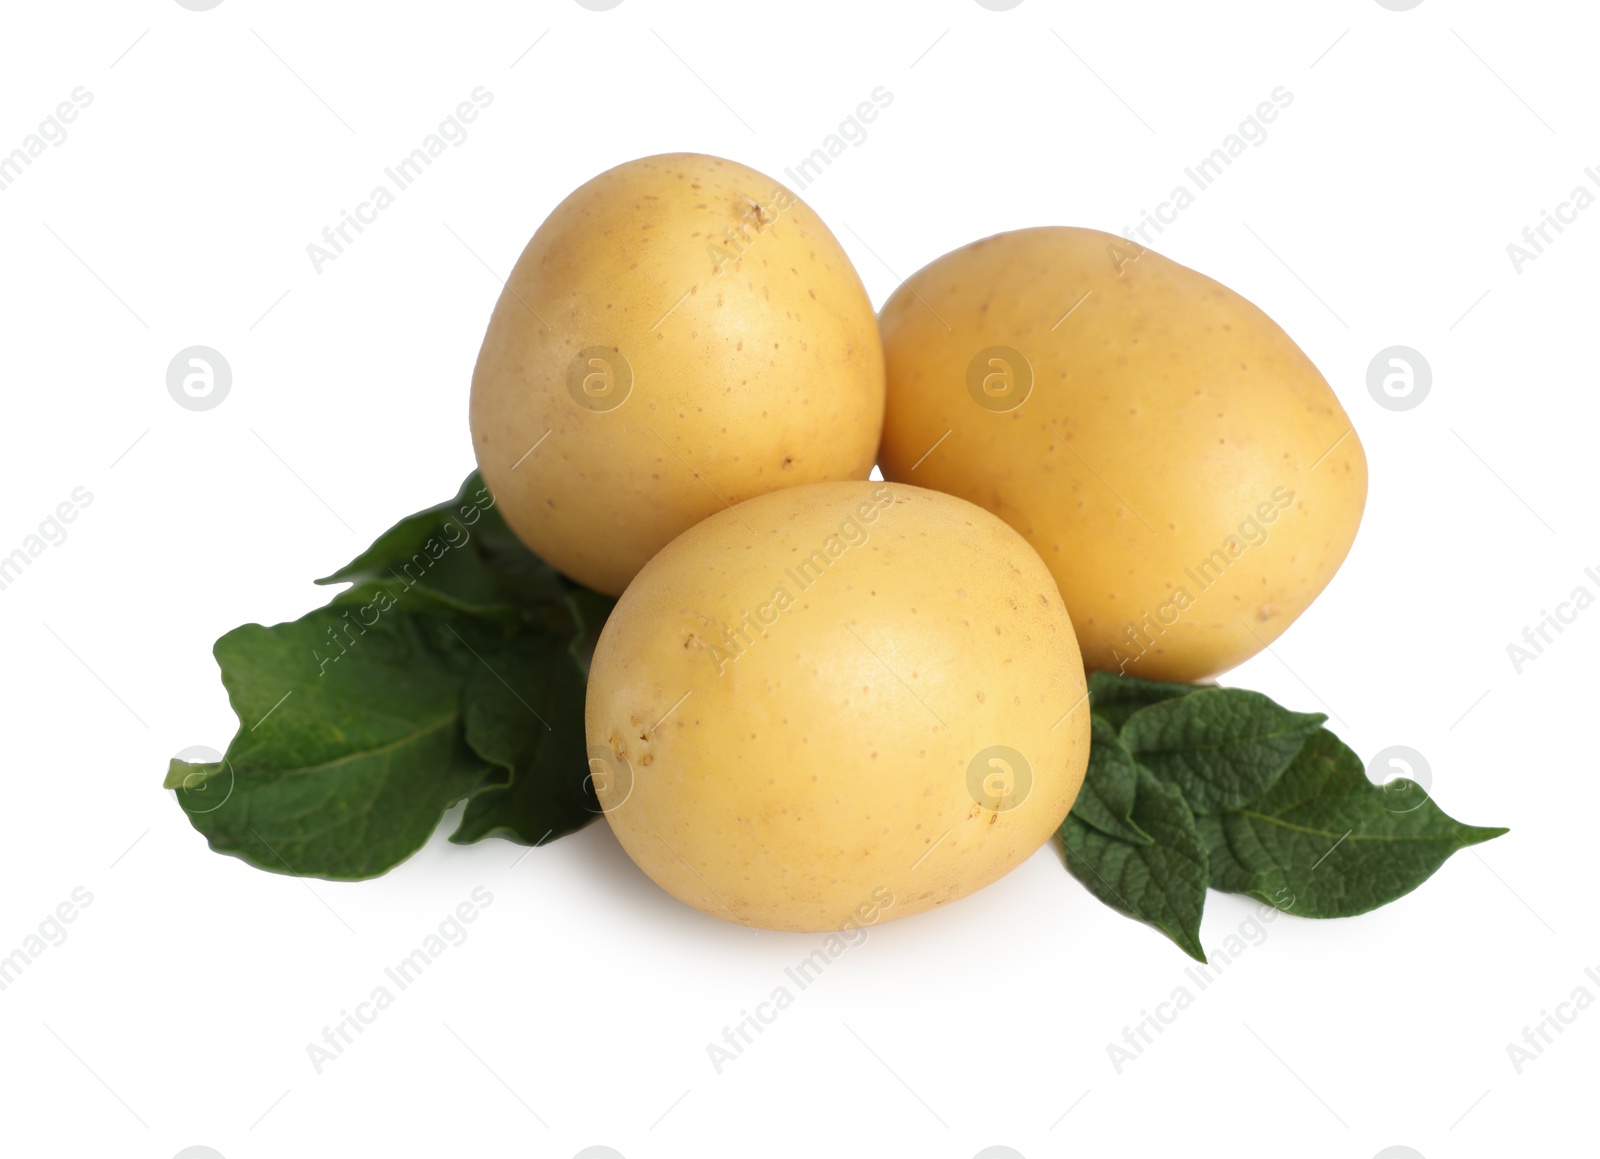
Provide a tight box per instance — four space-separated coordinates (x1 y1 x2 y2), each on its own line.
0 1 1593 1156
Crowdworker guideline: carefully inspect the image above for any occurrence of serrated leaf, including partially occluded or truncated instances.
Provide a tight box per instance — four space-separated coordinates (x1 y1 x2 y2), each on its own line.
1120 688 1325 811
1198 728 1508 917
1068 716 1153 844
1087 670 1204 732
1062 767 1209 962
167 609 493 880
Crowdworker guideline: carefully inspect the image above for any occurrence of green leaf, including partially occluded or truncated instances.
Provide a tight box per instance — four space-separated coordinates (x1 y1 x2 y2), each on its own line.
326 571 521 625
1192 813 1255 896
1068 716 1153 844
167 609 494 880
468 488 573 609
167 470 613 880
563 585 616 675
449 627 599 846
317 473 568 624
1197 728 1508 917
1120 688 1325 812
320 474 493 585
1086 670 1203 732
1061 767 1210 962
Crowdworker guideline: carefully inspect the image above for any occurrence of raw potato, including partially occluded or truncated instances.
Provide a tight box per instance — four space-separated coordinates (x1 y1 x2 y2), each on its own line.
878 227 1367 681
470 153 884 596
586 481 1091 932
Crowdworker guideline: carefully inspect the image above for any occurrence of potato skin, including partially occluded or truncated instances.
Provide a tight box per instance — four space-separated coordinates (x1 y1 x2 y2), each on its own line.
586 481 1090 932
878 227 1367 681
471 153 884 596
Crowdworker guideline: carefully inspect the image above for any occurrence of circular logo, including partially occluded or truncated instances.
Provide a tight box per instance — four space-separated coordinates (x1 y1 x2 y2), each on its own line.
1367 745 1432 813
584 745 635 813
173 0 226 10
966 746 1032 812
573 1149 627 1159
171 745 235 815
567 347 633 412
173 1148 227 1159
1373 0 1424 10
1367 345 1430 411
1373 1149 1426 1159
974 0 1025 9
967 346 1033 412
167 346 232 411
573 0 625 9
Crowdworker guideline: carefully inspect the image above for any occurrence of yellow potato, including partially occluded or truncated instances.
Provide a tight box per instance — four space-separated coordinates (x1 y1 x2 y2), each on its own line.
586 480 1090 932
878 227 1367 681
470 153 884 596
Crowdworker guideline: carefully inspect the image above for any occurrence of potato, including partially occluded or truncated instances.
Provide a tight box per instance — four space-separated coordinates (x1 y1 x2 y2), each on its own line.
470 153 884 596
878 227 1367 681
586 480 1090 932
